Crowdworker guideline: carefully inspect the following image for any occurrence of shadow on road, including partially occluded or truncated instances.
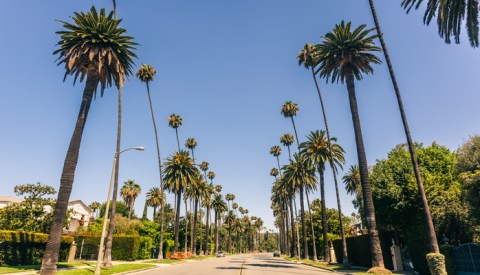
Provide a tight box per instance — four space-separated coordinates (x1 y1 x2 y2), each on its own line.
216 266 241 270
245 263 295 269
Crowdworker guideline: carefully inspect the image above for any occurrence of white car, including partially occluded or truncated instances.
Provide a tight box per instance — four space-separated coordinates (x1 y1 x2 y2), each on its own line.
217 251 225 257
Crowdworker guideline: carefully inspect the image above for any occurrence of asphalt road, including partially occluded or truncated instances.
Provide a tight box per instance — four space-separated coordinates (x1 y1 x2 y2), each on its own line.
135 253 333 275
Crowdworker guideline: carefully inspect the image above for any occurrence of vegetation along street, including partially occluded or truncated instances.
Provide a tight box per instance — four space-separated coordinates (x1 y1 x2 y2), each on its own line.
0 1 479 275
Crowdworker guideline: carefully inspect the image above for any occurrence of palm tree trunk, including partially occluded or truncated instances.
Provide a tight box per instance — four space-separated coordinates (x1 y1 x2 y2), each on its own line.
214 211 219 253
153 205 157 220
144 82 165 260
311 62 349 265
128 199 134 219
142 200 148 220
103 85 123 268
305 191 317 262
345 72 384 268
367 0 439 253
175 128 180 151
299 185 309 259
284 202 291 256
228 222 232 253
184 200 188 254
205 205 210 254
112 0 117 18
174 190 182 253
276 156 282 174
319 169 330 262
40 74 99 275
192 199 198 256
288 198 297 257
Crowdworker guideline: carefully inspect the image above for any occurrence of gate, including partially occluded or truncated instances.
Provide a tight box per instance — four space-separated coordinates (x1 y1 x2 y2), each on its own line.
453 243 480 275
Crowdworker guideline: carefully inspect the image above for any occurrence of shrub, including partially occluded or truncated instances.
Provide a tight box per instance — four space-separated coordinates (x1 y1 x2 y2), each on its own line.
426 253 447 275
0 230 73 266
137 236 153 259
74 234 140 261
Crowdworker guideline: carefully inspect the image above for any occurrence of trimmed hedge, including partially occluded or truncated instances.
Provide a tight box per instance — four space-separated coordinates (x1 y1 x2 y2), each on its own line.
426 253 447 275
332 232 394 270
0 230 73 266
74 234 140 261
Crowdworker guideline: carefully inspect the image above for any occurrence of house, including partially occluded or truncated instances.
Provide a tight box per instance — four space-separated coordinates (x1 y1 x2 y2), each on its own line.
0 196 23 209
0 196 93 232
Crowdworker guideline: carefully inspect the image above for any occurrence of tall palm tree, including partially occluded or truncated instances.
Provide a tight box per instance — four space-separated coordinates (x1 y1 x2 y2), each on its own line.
315 21 384 268
120 180 142 219
211 194 227 253
343 165 366 227
202 182 214 255
270 146 283 173
40 7 136 274
184 138 197 254
299 43 350 264
135 63 167 260
370 0 441 257
270 168 279 179
225 210 236 253
225 193 235 210
401 0 479 47
185 138 198 161
146 187 165 219
300 130 347 263
89 201 101 218
282 153 317 260
185 172 206 256
280 133 295 160
168 114 183 151
163 150 198 253
205 170 216 254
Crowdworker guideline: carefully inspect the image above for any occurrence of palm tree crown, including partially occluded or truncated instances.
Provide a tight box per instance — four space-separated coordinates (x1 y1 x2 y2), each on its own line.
146 187 165 210
270 168 279 178
315 21 381 83
401 0 479 47
207 171 216 182
185 138 198 150
54 6 137 91
163 150 197 193
280 133 295 147
343 165 361 196
199 161 209 172
167 114 183 129
281 101 299 118
270 146 282 157
282 154 317 193
135 63 156 83
300 130 345 172
297 43 317 68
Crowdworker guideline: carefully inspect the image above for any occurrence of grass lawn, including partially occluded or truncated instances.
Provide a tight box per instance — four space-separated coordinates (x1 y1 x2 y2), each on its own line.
142 259 185 264
56 264 155 275
0 262 86 274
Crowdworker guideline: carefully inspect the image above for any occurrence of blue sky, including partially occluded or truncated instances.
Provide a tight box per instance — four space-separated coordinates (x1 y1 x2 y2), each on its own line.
0 1 479 230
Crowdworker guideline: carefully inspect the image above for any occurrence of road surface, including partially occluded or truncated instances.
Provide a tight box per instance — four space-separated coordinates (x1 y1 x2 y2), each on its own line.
135 253 333 275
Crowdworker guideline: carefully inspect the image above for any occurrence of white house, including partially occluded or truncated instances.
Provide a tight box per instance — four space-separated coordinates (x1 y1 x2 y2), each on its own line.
0 196 93 232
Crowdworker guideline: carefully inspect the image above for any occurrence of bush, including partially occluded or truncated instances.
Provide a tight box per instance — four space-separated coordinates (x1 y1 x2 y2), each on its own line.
426 253 447 275
0 230 73 266
137 236 153 260
74 234 140 261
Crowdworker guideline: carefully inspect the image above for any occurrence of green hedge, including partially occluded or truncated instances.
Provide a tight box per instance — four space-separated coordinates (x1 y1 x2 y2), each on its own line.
426 253 447 275
332 232 394 270
0 230 73 266
74 234 140 261
137 236 153 260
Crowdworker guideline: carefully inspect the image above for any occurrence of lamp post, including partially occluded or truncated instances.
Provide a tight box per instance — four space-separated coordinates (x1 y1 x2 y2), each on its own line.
95 146 144 275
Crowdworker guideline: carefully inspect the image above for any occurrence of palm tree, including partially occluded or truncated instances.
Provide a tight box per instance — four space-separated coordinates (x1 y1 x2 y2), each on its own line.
163 150 198 253
185 172 207 256
280 133 295 160
370 0 441 257
300 130 347 263
401 0 479 47
270 146 283 173
199 161 209 176
207 171 216 184
343 165 366 227
41 7 136 274
184 138 197 254
315 21 384 268
168 114 183 151
135 63 167 260
211 194 227 253
225 193 235 210
202 182 214 255
270 168 279 179
185 138 198 162
89 201 101 218
146 187 165 219
225 210 236 253
282 153 317 260
280 101 300 149
120 180 142 219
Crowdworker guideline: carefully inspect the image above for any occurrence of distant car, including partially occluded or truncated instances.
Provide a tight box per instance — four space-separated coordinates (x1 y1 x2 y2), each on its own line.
273 251 280 257
217 251 225 257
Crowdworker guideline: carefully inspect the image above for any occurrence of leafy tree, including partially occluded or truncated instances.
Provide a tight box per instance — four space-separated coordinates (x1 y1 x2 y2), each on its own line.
456 135 480 226
0 183 58 233
99 201 131 218
370 143 474 273
41 7 137 274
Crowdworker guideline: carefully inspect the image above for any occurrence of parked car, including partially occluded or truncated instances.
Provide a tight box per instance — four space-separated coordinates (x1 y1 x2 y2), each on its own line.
273 251 280 257
217 251 225 257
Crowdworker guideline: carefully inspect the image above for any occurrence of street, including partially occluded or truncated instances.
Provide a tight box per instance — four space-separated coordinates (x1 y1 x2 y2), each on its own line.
135 254 333 275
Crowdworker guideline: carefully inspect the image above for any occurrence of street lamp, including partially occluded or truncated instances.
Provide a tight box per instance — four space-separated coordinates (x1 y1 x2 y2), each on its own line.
95 146 144 275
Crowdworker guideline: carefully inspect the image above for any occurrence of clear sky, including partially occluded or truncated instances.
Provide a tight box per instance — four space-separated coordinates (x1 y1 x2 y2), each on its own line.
0 1 479 230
